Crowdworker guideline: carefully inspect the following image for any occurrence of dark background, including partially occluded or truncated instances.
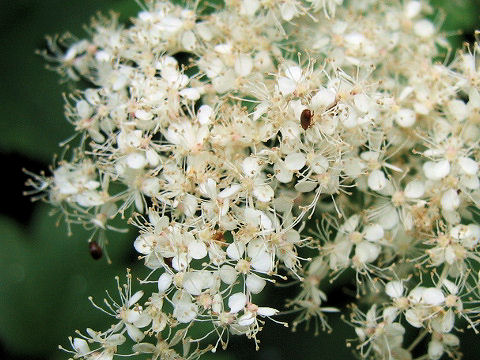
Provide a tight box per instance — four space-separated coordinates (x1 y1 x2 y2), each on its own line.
0 1 479 359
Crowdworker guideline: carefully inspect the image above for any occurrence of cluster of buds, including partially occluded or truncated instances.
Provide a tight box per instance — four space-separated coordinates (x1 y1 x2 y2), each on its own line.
26 0 480 359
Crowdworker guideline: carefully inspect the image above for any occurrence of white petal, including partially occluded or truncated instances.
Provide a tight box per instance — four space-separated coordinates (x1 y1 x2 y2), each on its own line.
354 94 371 113
458 156 478 175
228 292 247 313
295 181 317 193
408 287 425 303
414 19 435 38
173 301 198 323
181 30 196 51
251 250 273 272
217 184 240 199
448 99 467 121
219 265 237 284
237 313 255 326
126 152 147 169
76 100 92 119
133 343 156 353
385 281 404 298
134 235 151 255
342 214 360 233
240 0 260 16
234 54 253 77
404 179 425 198
280 2 298 21
355 241 380 263
253 185 274 202
128 291 144 307
182 194 198 217
242 157 261 177
226 242 245 260
257 307 278 317
405 309 423 328
442 279 459 295
197 105 213 125
179 88 200 101
405 1 422 18
423 160 450 180
395 108 416 127
364 224 384 242
73 338 90 356
368 170 387 191
188 241 207 259
133 312 152 328
285 153 306 171
422 287 445 305
158 273 173 293
274 162 293 183
199 178 217 199
378 205 398 230
135 109 153 121
428 340 444 360
311 88 336 109
246 274 266 294
360 151 379 162
126 308 141 324
441 189 460 211
285 66 302 81
126 323 145 342
183 272 204 296
277 77 296 96
310 154 329 174
172 254 189 271
146 149 160 167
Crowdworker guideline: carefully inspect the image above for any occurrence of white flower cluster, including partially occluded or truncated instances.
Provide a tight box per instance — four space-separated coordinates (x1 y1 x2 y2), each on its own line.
26 0 480 359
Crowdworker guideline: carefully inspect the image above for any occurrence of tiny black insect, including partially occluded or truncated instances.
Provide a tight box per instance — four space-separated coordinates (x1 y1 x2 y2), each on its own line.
89 241 103 260
300 109 314 130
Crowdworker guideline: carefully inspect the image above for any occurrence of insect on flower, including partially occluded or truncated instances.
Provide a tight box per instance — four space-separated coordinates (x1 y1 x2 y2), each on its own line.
300 109 314 130
89 240 103 260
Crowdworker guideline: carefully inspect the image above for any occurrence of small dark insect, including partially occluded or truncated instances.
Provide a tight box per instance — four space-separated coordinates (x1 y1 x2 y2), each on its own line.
89 241 103 260
300 109 314 130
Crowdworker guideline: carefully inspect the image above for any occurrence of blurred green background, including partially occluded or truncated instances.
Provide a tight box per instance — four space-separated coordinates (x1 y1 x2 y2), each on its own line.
0 1 478 359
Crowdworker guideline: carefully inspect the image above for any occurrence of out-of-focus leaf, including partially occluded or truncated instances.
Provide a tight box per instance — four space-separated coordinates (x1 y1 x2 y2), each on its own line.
0 0 138 162
0 204 135 356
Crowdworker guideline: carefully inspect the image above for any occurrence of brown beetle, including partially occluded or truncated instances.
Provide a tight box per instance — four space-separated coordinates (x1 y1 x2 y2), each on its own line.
300 109 314 130
89 240 103 260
